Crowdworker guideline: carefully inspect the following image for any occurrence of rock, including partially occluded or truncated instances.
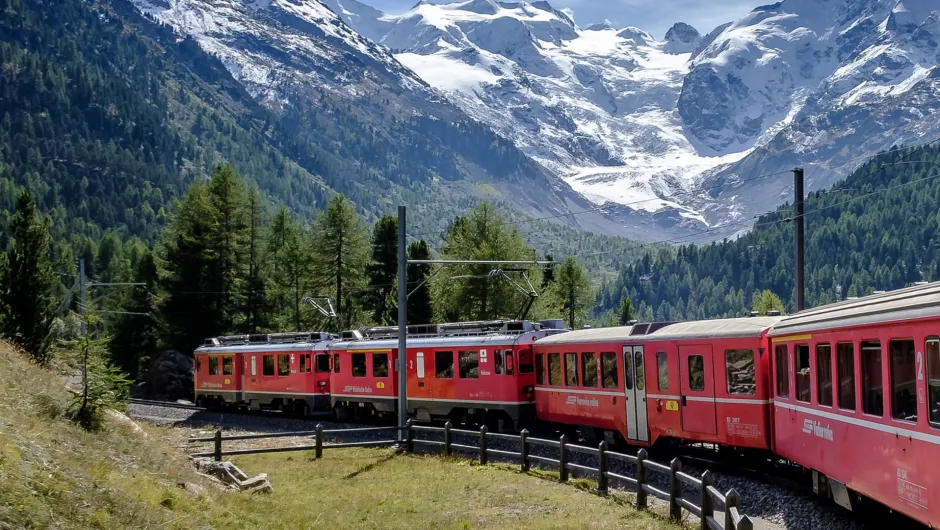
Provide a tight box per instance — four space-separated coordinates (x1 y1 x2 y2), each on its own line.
192 458 272 493
177 481 206 496
145 350 194 402
106 409 147 438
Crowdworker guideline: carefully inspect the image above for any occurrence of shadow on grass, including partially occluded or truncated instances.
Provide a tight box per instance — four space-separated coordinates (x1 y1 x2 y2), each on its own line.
342 450 401 480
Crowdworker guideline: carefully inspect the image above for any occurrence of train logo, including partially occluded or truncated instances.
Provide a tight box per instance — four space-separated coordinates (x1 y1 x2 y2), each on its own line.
343 385 373 393
565 395 599 407
802 418 834 441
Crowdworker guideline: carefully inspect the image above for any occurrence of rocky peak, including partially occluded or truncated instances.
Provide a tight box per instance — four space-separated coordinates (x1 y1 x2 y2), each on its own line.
663 22 702 54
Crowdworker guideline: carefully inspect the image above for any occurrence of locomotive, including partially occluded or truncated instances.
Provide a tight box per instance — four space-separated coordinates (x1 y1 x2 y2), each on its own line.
194 282 940 527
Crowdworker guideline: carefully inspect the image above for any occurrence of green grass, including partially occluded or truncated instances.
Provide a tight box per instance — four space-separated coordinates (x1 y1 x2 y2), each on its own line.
0 342 678 529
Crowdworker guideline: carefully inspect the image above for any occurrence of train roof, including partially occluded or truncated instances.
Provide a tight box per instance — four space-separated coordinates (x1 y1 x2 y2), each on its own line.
769 281 940 336
195 340 335 354
535 316 782 345
330 330 564 351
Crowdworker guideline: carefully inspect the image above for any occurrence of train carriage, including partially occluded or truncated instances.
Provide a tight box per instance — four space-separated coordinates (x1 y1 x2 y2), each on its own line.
329 320 565 429
532 317 781 449
194 332 335 414
768 283 940 526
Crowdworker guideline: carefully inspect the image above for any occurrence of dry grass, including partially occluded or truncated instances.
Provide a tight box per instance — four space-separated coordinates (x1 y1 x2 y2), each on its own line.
0 342 679 529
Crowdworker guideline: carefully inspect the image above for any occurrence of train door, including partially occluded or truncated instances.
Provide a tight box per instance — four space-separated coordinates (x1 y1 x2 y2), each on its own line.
623 345 649 443
679 345 717 435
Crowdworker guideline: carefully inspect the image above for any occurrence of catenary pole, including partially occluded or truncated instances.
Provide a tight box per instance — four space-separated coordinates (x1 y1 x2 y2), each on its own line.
793 168 805 312
397 206 408 441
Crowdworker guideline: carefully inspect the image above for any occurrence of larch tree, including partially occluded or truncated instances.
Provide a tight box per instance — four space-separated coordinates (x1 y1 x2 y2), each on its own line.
241 188 268 334
751 290 786 316
268 210 312 332
205 164 248 334
551 257 593 330
0 191 57 364
618 295 635 325
363 216 398 325
109 251 160 380
406 240 432 325
311 195 369 330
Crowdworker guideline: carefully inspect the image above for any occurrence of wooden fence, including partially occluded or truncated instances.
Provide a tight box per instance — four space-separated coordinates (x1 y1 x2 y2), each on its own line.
190 421 752 530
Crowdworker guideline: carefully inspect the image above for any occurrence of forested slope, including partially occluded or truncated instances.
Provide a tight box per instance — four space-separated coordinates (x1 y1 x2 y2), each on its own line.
599 144 940 321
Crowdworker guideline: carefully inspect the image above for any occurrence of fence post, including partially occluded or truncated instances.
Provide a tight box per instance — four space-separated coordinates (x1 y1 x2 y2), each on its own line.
444 421 453 457
597 441 608 495
724 489 740 530
636 449 649 510
669 458 682 521
405 419 414 453
558 434 569 482
213 429 222 462
479 425 489 465
520 429 530 472
737 515 754 530
315 423 324 459
701 471 714 530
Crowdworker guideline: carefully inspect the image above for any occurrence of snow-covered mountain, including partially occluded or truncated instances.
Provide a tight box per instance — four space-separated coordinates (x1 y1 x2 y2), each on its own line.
326 0 940 240
126 0 627 236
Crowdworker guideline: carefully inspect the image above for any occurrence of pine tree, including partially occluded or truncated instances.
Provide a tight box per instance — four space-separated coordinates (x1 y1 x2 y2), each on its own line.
751 290 786 316
551 257 593 330
363 216 398 325
109 251 160 380
407 240 432 325
618 296 635 325
0 191 56 364
311 195 369 330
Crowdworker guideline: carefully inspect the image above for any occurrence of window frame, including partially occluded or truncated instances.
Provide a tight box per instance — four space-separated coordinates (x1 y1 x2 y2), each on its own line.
601 352 618 389
208 356 219 376
300 354 310 374
458 351 480 379
373 352 389 378
687 354 705 392
351 353 367 378
564 352 579 387
333 353 340 374
535 353 545 384
815 343 833 407
278 354 291 376
889 338 917 423
775 345 790 398
861 340 884 417
926 338 940 428
435 351 454 379
518 349 533 374
656 352 668 392
263 354 275 377
725 349 756 396
837 342 856 411
505 351 514 376
581 352 599 388
548 353 562 386
494 350 504 375
316 353 330 373
795 344 811 403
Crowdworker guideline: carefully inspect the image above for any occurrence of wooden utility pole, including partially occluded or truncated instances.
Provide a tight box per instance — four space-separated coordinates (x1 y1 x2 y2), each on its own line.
793 168 805 312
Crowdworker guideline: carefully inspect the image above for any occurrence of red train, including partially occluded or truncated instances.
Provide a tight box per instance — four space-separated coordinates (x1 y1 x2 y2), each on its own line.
194 332 336 414
192 284 940 526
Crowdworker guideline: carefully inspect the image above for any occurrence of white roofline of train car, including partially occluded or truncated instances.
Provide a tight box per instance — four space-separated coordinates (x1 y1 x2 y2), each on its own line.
328 330 560 351
195 340 335 354
534 316 783 345
769 280 940 336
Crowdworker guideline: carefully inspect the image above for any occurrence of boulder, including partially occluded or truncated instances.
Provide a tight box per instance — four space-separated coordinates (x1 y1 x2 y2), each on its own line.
106 409 147 438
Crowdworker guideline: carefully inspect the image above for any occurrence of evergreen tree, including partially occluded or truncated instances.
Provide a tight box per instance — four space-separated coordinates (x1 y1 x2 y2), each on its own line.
618 296 635 325
109 252 160 380
751 290 786 316
242 188 268 333
271 212 312 332
0 191 56 363
311 195 369 330
550 257 593 330
407 240 432 325
363 216 398 325
206 165 248 333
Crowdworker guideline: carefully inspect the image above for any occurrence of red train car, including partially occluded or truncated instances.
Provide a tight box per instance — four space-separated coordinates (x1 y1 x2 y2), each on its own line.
329 320 566 429
769 284 940 526
194 332 336 414
532 317 781 449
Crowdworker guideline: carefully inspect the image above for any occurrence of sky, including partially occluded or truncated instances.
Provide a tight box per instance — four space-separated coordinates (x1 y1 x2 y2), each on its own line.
358 0 758 38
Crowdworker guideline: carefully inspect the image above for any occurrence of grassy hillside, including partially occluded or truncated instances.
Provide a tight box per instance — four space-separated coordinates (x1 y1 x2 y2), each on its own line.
0 342 674 529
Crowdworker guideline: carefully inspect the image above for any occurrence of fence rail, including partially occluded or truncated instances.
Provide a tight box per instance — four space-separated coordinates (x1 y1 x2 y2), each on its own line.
189 421 752 530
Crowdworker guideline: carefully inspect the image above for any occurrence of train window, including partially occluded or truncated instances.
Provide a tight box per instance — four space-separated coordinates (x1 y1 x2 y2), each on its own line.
505 352 514 376
333 353 340 374
657 352 668 392
316 354 330 373
373 353 389 378
635 351 645 391
565 353 579 386
208 357 219 376
582 353 599 388
861 341 884 417
535 354 544 384
263 355 275 376
222 356 234 376
495 350 504 375
927 339 940 426
816 344 832 407
251 356 257 377
890 339 916 422
352 353 367 378
436 351 454 379
725 350 755 396
688 355 705 391
196 357 202 373
300 354 309 374
601 352 618 389
795 345 810 403
416 352 425 378
775 345 789 398
519 349 533 374
548 353 562 386
278 354 291 376
459 351 479 379
837 343 855 410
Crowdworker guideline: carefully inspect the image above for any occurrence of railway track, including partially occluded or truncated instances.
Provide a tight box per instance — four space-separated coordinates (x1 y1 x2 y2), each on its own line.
128 398 205 411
